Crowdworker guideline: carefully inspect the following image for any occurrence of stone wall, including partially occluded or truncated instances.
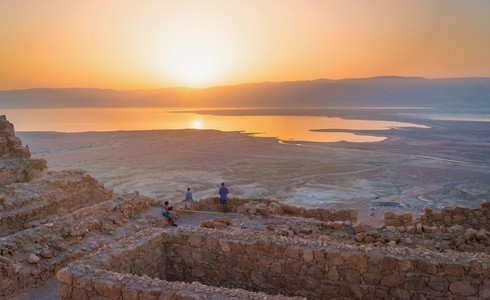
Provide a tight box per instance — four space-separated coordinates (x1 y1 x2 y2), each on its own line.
420 202 489 229
0 193 152 297
385 201 489 229
57 228 303 300
0 170 111 236
58 226 490 299
186 198 358 223
165 228 489 299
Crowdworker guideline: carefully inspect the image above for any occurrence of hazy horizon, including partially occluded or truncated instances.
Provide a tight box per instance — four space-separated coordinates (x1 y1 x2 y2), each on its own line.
2 75 490 92
2 77 489 110
1 1 490 90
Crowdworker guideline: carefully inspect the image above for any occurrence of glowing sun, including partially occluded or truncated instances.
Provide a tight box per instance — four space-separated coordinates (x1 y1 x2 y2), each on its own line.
191 119 204 129
158 21 235 87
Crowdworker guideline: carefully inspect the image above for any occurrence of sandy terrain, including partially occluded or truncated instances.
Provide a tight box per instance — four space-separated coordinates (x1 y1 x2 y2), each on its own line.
18 113 490 222
5 111 490 299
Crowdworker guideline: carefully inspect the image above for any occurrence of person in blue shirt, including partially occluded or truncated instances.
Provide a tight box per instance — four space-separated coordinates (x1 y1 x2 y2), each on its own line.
185 187 193 201
162 201 177 226
219 182 229 213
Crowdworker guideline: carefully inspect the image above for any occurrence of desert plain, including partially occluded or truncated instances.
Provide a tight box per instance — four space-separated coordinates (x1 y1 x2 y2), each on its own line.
17 109 490 223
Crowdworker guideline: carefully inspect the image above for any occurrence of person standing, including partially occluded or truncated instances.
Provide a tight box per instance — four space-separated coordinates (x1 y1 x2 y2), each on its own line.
219 182 229 213
185 187 193 201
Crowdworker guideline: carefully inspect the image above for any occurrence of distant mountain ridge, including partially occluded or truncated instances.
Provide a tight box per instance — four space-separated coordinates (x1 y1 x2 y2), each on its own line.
1 77 489 109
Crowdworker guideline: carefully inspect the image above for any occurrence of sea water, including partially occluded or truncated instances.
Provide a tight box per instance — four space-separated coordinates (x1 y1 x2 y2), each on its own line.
3 107 427 143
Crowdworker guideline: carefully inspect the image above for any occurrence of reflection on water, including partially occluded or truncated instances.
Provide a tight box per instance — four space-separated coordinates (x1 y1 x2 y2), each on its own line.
3 108 427 143
399 112 490 122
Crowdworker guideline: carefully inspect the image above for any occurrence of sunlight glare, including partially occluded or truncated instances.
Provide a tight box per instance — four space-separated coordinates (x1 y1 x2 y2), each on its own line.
191 119 204 129
157 20 235 87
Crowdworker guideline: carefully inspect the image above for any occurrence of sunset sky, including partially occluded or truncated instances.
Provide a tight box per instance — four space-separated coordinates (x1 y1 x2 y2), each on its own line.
1 0 489 90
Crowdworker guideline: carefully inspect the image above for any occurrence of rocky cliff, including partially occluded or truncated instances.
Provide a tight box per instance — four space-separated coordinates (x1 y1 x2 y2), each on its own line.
0 115 47 185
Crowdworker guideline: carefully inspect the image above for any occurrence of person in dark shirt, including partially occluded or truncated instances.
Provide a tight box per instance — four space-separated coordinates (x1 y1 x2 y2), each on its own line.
219 182 229 213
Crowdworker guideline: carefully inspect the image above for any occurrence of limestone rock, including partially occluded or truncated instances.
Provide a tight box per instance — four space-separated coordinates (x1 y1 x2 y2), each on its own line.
449 281 477 296
352 223 365 234
27 253 40 264
364 236 375 243
355 232 366 242
39 250 54 259
476 229 487 241
464 228 477 241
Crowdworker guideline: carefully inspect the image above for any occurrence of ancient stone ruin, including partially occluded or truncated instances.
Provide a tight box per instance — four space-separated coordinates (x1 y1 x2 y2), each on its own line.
0 115 46 186
1 114 489 299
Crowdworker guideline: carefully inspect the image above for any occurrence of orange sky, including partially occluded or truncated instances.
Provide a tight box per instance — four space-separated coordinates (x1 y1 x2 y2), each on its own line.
1 0 489 90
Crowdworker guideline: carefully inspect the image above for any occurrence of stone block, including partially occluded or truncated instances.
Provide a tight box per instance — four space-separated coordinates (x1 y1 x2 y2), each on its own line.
332 221 344 229
121 288 139 300
327 266 340 281
58 283 72 299
385 218 403 227
374 287 390 299
313 250 327 263
380 256 397 271
352 223 365 234
229 241 245 253
380 274 401 287
417 261 437 275
402 212 413 222
427 276 449 291
363 272 382 285
449 281 477 296
218 239 231 252
27 253 40 264
476 229 487 241
284 262 301 274
187 235 203 247
328 252 343 265
192 266 206 278
404 276 427 290
284 247 301 259
468 262 482 275
302 250 313 263
72 287 89 300
389 288 411 300
444 264 465 277
398 260 413 272
339 269 361 284
364 235 375 243
384 211 394 219
355 232 366 242
270 262 282 274
94 280 121 298
480 286 490 299
346 254 368 269
56 269 73 285
350 286 363 299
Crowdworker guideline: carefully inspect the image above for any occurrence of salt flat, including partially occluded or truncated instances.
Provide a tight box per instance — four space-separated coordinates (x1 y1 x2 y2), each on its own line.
18 114 490 222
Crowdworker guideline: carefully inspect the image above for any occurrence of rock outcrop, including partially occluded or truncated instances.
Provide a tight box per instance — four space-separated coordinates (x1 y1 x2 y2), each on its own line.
0 116 166 297
0 115 47 185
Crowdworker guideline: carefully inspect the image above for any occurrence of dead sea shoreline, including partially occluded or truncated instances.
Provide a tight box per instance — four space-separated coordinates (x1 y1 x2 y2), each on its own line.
17 116 490 223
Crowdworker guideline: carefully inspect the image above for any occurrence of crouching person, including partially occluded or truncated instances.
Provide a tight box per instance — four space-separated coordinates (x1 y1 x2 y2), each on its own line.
163 201 177 226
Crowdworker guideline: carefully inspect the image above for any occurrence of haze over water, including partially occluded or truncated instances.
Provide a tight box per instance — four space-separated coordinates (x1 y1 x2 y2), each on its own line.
5 107 428 143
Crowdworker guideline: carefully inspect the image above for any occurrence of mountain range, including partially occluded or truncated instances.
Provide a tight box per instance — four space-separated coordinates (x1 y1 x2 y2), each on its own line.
1 76 489 109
